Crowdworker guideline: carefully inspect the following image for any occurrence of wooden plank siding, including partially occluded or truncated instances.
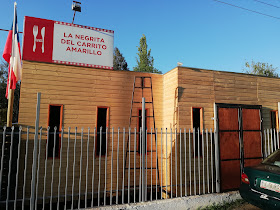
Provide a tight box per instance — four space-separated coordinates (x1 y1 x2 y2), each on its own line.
177 67 215 129
161 68 179 194
177 67 280 130
19 61 163 129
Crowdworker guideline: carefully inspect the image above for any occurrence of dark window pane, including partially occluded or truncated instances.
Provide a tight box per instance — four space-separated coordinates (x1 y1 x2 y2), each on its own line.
271 111 277 150
97 108 107 156
138 109 147 154
48 105 61 158
271 111 277 129
193 108 202 157
193 108 200 129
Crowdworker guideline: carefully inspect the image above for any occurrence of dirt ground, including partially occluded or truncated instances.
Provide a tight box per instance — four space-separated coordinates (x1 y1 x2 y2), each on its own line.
232 203 261 210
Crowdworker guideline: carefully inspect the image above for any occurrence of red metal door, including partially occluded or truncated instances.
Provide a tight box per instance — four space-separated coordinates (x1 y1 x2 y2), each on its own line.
218 107 241 191
217 105 262 192
242 108 263 167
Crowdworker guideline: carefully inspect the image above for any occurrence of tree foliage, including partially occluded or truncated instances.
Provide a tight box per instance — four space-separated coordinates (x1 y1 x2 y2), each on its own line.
244 61 278 77
133 34 161 74
113 47 129 71
0 60 20 126
0 61 8 126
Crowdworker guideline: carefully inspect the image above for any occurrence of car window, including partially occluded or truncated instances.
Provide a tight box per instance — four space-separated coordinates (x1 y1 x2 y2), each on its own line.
263 149 280 167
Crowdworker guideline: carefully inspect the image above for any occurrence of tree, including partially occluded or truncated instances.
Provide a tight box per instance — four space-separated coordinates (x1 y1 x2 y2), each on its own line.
0 61 8 126
0 60 20 126
133 34 161 74
244 61 278 77
113 47 129 71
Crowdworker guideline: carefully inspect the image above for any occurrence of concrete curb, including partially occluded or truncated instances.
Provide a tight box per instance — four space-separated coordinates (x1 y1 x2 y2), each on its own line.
89 191 241 210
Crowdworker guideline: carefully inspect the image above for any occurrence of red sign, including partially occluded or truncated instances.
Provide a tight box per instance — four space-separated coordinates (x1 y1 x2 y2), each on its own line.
22 16 114 69
23 17 54 63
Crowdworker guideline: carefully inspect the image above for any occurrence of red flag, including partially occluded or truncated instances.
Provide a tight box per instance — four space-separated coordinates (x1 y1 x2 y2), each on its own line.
3 3 22 99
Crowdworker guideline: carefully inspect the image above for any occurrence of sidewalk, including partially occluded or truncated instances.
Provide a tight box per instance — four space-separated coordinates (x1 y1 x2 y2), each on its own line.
89 191 241 210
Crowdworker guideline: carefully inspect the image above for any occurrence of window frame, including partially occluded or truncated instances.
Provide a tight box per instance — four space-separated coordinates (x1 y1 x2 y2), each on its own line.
95 106 110 157
47 104 63 159
271 110 279 130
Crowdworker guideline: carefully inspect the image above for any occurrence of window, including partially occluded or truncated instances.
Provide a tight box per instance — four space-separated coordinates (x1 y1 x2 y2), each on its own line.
48 105 63 158
138 109 148 154
271 110 279 130
96 107 109 156
271 110 278 150
192 107 203 157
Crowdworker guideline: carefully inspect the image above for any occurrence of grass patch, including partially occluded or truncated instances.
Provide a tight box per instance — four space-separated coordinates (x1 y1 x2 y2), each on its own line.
199 199 246 210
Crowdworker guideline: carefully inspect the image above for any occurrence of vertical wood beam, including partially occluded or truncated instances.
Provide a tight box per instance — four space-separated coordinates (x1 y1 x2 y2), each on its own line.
7 89 15 127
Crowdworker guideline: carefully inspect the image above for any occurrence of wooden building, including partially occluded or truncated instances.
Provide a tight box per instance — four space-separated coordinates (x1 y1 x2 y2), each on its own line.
17 60 280 200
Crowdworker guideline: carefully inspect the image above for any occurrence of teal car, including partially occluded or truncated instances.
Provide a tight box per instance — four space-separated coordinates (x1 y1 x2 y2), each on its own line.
239 149 280 209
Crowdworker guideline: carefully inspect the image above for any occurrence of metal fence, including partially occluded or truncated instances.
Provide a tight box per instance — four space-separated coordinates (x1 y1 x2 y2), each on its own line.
263 129 280 158
0 126 279 210
0 126 220 210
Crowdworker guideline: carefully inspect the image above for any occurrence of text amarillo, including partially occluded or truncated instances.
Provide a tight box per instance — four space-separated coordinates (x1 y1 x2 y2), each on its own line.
62 33 107 55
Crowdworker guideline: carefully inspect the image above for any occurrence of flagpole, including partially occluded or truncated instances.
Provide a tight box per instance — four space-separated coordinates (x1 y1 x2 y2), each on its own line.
6 2 17 127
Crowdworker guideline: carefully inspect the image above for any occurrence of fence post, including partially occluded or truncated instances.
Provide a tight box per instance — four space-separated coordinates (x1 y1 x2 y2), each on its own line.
142 97 146 202
30 92 41 209
213 103 220 193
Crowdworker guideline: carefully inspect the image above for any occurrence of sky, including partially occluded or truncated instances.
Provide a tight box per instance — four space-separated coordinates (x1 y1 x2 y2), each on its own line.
1 0 280 74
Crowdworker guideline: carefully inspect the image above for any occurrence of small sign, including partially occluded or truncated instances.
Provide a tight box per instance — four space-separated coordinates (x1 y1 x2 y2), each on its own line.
260 180 280 193
22 16 114 69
